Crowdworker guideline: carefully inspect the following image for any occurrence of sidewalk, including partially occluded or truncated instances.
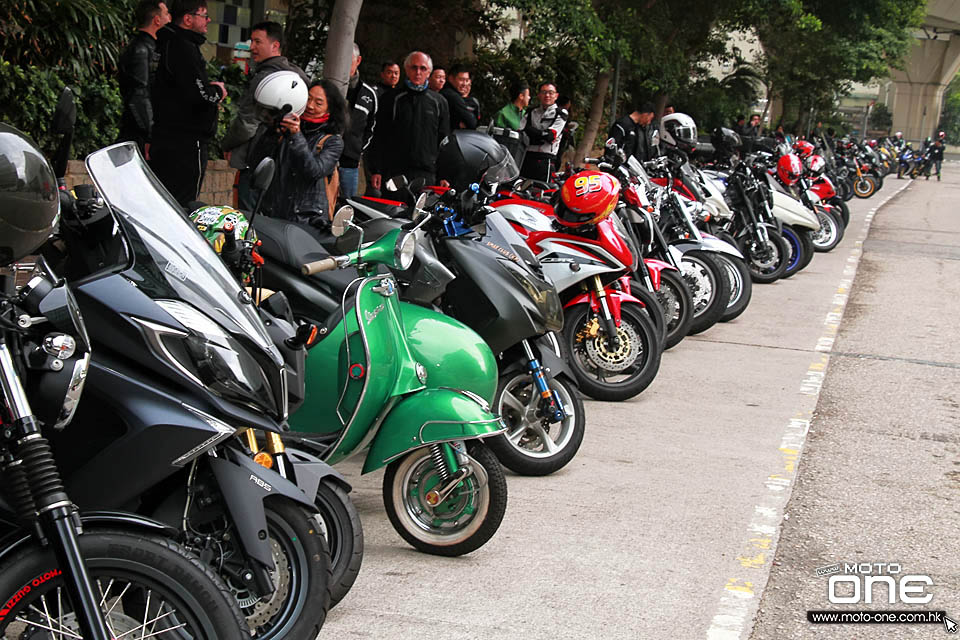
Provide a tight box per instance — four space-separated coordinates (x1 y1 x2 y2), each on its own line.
750 168 960 637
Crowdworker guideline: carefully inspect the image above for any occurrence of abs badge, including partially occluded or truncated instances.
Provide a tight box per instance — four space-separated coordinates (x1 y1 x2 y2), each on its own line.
348 363 365 380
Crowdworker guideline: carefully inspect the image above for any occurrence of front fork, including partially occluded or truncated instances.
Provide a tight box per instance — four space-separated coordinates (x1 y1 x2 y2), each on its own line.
243 428 291 480
593 275 621 350
521 339 567 424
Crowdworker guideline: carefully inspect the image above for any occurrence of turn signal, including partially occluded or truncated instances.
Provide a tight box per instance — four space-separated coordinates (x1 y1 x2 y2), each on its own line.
253 452 274 469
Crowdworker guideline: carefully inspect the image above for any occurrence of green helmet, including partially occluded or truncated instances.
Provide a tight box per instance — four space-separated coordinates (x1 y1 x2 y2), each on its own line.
189 205 258 281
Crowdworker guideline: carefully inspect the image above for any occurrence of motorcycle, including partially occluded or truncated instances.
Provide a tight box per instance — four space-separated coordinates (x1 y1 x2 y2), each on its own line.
0 121 247 638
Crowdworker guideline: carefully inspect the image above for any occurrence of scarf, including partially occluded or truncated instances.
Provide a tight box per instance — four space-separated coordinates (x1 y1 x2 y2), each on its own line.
404 77 428 92
301 112 329 135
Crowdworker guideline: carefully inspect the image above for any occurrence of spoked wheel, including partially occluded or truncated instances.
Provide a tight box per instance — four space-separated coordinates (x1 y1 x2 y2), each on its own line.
487 370 585 476
680 251 729 335
561 302 662 401
779 224 813 279
714 253 752 323
383 441 507 556
653 269 694 349
853 176 877 198
812 207 844 252
0 530 247 639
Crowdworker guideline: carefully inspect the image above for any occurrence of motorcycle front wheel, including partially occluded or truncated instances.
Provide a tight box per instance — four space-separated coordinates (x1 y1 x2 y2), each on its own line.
312 479 364 607
383 441 507 556
562 301 662 401
812 207 844 252
853 176 877 198
714 253 753 323
779 224 814 279
488 370 585 476
681 251 730 334
828 197 850 227
652 269 694 348
738 231 789 283
0 530 247 638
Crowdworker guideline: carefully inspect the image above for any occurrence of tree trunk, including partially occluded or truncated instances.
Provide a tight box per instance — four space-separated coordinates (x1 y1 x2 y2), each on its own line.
323 0 364 97
575 70 612 166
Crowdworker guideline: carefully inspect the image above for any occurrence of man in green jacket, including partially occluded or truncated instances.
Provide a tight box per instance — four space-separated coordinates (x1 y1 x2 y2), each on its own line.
492 81 530 130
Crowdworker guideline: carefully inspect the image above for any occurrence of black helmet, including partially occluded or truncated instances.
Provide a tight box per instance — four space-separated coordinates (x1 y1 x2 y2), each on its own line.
0 124 59 266
711 127 742 152
437 130 519 191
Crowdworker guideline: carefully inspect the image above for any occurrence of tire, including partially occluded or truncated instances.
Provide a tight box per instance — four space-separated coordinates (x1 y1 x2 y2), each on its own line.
654 268 694 349
220 498 331 639
0 530 247 638
628 280 668 350
853 176 877 198
715 253 752 323
811 207 843 252
796 229 816 271
383 440 507 556
487 369 586 475
779 224 813 279
561 301 662 401
842 178 855 201
680 251 729 335
738 230 788 283
829 197 850 228
312 480 364 608
897 165 904 179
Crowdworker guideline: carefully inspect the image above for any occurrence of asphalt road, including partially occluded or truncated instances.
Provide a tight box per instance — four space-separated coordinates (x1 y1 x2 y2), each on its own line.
321 169 952 639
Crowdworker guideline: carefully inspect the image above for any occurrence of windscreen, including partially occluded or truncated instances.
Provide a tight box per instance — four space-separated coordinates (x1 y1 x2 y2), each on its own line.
85 143 278 359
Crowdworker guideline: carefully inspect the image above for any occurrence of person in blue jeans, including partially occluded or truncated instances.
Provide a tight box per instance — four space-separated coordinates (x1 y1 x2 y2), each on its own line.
340 43 378 198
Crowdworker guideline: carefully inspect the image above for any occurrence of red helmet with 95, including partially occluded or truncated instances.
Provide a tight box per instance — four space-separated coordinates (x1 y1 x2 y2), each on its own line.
557 170 620 227
777 154 803 186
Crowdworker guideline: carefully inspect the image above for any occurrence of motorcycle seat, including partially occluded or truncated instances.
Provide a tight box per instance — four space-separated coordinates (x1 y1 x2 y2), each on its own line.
252 216 358 292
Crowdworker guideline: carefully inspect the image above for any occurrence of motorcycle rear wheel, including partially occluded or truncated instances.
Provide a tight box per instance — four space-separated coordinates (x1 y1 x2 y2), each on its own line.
383 441 507 556
0 530 247 638
562 302 662 401
681 251 729 335
488 370 585 476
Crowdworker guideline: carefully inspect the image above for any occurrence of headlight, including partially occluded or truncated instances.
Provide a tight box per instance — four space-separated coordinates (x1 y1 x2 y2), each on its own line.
135 300 283 419
394 231 416 271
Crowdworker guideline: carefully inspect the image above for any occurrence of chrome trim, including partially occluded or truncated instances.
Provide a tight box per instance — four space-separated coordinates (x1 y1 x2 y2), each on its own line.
335 277 369 425
54 352 90 429
382 424 507 466
131 317 203 387
0 343 32 419
437 386 493 413
171 403 238 466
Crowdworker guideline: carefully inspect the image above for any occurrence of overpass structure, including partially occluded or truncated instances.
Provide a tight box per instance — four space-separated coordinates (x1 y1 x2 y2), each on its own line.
886 0 960 141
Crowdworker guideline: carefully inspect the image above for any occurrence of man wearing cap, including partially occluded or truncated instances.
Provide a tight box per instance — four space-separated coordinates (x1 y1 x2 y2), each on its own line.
221 21 308 209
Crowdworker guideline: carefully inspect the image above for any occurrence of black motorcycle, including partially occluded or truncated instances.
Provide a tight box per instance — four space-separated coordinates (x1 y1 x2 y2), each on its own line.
0 122 247 638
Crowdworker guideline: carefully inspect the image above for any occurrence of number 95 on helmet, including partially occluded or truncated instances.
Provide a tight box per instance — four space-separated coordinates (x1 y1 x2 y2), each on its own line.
557 170 620 227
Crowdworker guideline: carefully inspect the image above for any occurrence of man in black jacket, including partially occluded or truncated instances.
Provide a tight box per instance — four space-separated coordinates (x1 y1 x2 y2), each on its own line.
341 42 377 198
221 21 307 208
440 65 478 130
117 0 170 155
607 103 656 163
150 0 227 206
368 51 450 189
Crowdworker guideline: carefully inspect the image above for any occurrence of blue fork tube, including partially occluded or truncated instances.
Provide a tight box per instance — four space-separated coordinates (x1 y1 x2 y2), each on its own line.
521 339 566 423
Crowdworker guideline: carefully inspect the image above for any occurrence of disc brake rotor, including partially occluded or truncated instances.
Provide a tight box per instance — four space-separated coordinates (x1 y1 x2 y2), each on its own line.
681 262 711 312
582 320 642 371
227 537 291 631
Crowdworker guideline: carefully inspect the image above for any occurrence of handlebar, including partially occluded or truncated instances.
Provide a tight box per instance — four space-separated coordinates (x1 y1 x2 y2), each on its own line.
301 257 339 275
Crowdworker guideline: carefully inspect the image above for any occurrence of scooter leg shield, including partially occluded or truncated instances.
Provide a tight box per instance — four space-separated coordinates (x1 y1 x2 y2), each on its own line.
208 447 317 569
361 389 505 474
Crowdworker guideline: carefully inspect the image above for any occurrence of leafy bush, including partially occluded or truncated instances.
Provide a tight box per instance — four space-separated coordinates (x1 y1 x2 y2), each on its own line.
0 60 122 157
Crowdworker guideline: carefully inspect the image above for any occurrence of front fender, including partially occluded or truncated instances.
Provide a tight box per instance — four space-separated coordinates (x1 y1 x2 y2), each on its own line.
643 258 677 290
698 234 746 260
0 512 178 569
361 388 505 474
563 290 643 327
209 447 317 569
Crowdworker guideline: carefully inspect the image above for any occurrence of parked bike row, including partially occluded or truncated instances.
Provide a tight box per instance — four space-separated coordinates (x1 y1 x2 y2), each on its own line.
0 86 889 637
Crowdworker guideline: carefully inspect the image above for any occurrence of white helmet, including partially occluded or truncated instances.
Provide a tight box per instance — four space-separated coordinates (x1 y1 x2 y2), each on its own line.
254 70 308 116
660 112 698 151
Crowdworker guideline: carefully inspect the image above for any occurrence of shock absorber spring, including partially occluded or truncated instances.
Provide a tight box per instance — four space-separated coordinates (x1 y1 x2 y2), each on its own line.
14 434 70 515
2 457 37 524
429 443 451 483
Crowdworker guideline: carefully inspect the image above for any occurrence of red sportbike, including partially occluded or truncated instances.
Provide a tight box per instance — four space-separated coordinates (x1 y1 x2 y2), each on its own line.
493 170 663 401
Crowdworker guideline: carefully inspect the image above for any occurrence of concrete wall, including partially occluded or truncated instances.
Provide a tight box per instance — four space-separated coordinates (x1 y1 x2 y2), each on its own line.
65 159 236 207
889 35 960 142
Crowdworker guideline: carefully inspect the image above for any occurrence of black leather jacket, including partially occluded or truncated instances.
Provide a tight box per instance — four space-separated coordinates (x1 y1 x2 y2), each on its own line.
342 74 378 167
153 25 224 140
117 31 158 144
368 86 450 178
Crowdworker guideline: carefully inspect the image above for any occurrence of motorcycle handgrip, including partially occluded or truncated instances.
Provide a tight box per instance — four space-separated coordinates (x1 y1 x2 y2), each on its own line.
302 257 339 275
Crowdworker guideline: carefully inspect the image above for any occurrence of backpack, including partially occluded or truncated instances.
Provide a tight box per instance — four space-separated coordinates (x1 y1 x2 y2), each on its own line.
316 134 340 219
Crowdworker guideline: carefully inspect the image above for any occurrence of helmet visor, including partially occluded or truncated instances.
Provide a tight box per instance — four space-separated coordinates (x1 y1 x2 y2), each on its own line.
672 125 697 143
482 150 520 185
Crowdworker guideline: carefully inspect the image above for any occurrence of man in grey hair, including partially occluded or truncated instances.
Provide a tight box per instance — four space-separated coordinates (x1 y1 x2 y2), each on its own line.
343 42 378 198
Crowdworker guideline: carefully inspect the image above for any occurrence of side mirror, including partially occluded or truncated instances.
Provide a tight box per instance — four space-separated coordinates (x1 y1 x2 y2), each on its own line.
331 205 355 237
52 87 77 135
252 157 276 191
604 137 617 150
517 178 533 191
414 193 427 211
650 130 661 148
385 175 408 192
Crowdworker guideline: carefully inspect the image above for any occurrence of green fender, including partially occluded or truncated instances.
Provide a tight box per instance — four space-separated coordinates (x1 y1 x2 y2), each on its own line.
361 388 505 474
399 301 498 406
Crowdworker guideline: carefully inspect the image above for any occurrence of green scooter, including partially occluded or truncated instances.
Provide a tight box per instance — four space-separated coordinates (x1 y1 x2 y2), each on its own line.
291 207 508 556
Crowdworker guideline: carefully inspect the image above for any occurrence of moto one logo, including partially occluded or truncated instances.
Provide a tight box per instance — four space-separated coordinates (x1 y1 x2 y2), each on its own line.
249 474 272 492
827 563 933 604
